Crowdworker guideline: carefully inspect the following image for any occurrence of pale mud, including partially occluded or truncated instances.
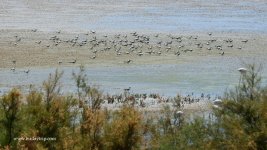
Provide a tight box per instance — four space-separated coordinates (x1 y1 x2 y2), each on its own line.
0 29 266 68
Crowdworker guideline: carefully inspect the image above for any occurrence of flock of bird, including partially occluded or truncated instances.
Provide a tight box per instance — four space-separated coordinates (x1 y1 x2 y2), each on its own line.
10 29 249 73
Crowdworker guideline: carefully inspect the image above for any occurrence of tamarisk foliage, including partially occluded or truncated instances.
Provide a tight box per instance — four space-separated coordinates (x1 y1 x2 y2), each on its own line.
0 64 266 149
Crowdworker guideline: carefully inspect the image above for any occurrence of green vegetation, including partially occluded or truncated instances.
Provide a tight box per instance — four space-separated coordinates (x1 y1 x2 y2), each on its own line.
0 64 266 149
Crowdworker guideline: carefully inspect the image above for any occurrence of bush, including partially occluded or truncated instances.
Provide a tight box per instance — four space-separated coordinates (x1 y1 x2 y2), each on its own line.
0 89 22 148
104 106 143 150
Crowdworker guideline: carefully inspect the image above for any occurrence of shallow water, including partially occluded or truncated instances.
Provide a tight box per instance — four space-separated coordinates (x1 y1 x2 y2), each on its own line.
0 0 266 33
1 57 266 97
96 4 267 33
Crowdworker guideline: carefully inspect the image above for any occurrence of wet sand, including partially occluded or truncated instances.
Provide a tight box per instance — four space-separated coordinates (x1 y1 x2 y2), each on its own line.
0 29 266 69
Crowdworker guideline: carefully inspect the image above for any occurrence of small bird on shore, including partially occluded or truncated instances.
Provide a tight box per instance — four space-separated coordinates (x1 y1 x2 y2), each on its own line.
146 50 152 54
241 39 248 43
175 51 180 56
91 30 96 34
68 59 76 64
36 41 42 44
124 59 132 64
11 67 15 72
58 61 62 65
124 87 131 92
11 60 16 72
138 52 143 56
24 69 30 74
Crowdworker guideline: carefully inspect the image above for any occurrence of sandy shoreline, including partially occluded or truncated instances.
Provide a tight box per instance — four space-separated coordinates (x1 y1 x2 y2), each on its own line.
0 29 266 69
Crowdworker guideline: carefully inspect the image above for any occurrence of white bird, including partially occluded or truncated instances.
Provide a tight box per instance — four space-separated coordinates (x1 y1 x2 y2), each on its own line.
213 99 222 105
176 111 184 115
237 68 247 74
138 52 143 56
174 110 184 119
90 30 96 34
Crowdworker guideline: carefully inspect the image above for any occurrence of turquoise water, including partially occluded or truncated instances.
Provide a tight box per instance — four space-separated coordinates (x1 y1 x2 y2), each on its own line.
0 57 266 97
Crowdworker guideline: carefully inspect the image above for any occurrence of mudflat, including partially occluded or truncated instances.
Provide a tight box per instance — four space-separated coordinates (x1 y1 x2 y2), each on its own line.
0 29 266 69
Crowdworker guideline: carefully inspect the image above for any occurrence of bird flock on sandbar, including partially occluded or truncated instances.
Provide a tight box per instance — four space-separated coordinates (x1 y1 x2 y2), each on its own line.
9 29 249 73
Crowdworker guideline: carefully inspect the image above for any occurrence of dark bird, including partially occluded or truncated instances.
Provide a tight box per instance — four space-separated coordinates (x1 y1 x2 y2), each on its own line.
24 69 30 74
124 87 131 92
68 59 76 64
175 51 180 56
124 59 132 64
